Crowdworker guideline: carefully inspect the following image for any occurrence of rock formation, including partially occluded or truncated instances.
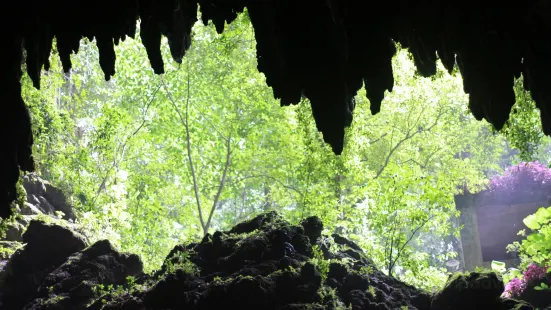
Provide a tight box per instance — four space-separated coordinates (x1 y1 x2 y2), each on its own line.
0 212 542 309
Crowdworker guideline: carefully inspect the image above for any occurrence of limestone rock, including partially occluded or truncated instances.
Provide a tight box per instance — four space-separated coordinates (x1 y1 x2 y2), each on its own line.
22 173 76 221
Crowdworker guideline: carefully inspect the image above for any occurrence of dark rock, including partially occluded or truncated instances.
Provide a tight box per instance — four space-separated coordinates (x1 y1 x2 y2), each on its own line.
102 296 146 310
348 289 389 310
345 273 370 292
23 239 144 309
6 212 532 310
301 216 323 243
332 233 363 252
0 220 87 309
291 233 312 257
19 202 41 216
328 262 348 281
431 271 507 310
518 276 551 309
228 211 282 234
143 272 204 309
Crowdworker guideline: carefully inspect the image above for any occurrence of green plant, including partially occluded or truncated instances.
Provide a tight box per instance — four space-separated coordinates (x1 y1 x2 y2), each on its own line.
359 265 373 275
367 285 376 298
491 260 507 274
15 176 26 210
165 250 199 276
502 207 551 298
317 286 351 310
534 282 551 291
519 206 551 267
0 245 18 259
0 213 22 240
310 245 331 281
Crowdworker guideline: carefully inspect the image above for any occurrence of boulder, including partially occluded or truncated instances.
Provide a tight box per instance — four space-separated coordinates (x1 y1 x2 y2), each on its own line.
22 173 76 221
23 239 144 310
2 220 25 242
0 220 87 309
20 202 43 216
431 271 532 310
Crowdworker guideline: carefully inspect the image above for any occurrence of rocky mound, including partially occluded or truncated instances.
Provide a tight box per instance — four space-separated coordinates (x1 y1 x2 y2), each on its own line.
20 173 76 221
0 212 540 310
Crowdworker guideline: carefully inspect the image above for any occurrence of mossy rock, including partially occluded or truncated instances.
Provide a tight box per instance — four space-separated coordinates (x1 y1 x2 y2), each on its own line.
431 271 507 309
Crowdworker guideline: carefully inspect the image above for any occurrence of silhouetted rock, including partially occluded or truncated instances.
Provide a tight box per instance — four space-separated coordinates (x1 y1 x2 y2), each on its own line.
0 212 546 309
22 240 143 310
0 220 87 309
301 216 323 243
95 212 431 310
431 271 532 310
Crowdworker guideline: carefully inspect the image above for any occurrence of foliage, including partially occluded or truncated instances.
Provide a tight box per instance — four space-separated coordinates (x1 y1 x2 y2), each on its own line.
0 244 20 260
501 78 551 162
499 263 550 298
397 264 449 294
21 10 524 289
500 206 551 298
92 275 146 304
515 206 551 267
164 250 199 276
309 245 331 281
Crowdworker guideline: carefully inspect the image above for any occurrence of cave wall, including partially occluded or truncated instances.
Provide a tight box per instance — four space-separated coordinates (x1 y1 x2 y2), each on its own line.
3 0 551 218
456 192 550 271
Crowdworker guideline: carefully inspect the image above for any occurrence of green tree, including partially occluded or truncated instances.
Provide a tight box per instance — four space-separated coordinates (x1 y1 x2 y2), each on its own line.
22 11 520 286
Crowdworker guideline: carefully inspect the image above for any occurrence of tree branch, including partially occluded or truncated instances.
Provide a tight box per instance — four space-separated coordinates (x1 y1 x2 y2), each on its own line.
230 173 304 198
374 106 448 179
388 215 435 276
161 63 206 232
204 132 232 234
92 83 161 204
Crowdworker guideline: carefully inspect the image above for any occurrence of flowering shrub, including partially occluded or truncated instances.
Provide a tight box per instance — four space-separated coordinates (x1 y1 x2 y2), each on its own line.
502 263 550 299
500 206 551 306
503 277 527 298
488 161 551 203
523 263 548 284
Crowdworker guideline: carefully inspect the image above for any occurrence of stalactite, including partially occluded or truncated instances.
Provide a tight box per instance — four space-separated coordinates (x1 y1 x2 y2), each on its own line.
2 0 551 217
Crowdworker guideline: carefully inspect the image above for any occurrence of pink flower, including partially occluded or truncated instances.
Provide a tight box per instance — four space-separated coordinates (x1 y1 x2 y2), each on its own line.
487 162 551 199
523 264 547 283
503 278 526 298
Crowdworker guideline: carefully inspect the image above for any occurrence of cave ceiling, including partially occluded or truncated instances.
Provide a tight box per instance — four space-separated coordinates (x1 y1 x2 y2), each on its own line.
1 0 550 218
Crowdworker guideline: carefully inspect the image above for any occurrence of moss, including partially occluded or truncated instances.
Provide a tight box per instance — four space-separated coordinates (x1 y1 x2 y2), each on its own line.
163 250 199 276
367 285 376 298
41 294 67 305
0 247 16 260
15 177 26 210
318 286 339 305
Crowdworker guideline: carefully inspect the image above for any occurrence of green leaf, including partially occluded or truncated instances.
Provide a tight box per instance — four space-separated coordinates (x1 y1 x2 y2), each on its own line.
524 214 541 230
491 260 506 273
